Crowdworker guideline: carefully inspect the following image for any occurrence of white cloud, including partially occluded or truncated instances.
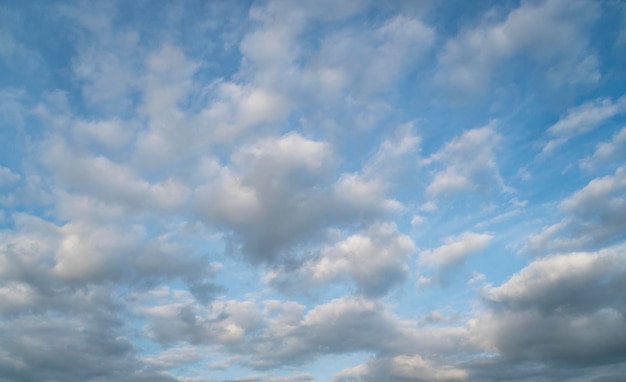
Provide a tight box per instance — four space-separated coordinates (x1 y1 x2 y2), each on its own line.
523 166 626 254
411 214 426 227
3 2 626 381
363 123 421 179
72 119 133 149
332 173 401 212
420 201 438 211
560 166 626 213
62 2 142 113
132 44 200 168
268 222 415 297
485 244 624 312
0 211 220 307
0 165 20 186
543 95 626 153
418 232 493 268
194 132 399 263
53 192 126 222
139 294 472 371
580 126 626 169
143 293 263 347
424 125 505 197
435 0 601 95
311 15 434 96
236 1 434 135
52 222 143 281
195 168 262 227
195 82 290 142
0 282 38 316
44 139 189 213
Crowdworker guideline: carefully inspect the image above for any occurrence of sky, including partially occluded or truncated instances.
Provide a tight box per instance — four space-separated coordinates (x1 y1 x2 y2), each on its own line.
1 0 626 381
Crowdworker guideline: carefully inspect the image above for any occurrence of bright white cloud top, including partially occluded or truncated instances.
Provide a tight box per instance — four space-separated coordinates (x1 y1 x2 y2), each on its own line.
1 1 625 381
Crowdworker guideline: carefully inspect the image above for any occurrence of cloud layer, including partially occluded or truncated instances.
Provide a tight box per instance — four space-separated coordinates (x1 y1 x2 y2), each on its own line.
1 0 626 381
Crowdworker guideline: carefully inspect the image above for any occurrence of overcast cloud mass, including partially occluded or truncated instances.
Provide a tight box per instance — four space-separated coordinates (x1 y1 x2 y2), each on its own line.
1 0 626 381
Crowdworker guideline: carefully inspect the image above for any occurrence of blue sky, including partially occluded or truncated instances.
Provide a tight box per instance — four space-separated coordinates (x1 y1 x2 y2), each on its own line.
1 0 626 381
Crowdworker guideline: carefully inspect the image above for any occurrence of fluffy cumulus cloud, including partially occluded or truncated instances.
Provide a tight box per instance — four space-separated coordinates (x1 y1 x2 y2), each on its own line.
137 293 472 373
1 0 626 381
266 222 415 297
193 132 400 263
468 244 626 380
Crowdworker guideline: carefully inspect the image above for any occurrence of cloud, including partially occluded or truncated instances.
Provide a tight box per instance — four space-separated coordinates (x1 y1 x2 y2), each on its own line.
485 244 626 314
0 8 47 81
139 294 470 371
43 138 189 214
194 82 291 142
243 0 433 96
472 243 626 369
60 1 143 114
143 346 203 370
135 243 626 380
72 119 134 149
226 374 315 382
0 212 220 311
52 221 143 282
362 123 421 179
423 125 505 197
523 166 626 254
333 355 468 381
2 1 626 381
248 296 469 370
133 44 202 168
194 132 399 263
309 14 434 96
0 316 178 382
435 0 601 95
0 214 195 381
0 165 20 186
543 95 626 153
418 232 493 268
267 222 415 297
238 1 434 133
580 126 626 169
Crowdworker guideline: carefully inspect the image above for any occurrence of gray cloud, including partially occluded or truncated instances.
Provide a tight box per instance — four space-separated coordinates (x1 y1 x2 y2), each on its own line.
333 355 468 381
266 222 415 297
194 132 399 264
465 243 626 379
0 315 178 382
139 294 471 371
